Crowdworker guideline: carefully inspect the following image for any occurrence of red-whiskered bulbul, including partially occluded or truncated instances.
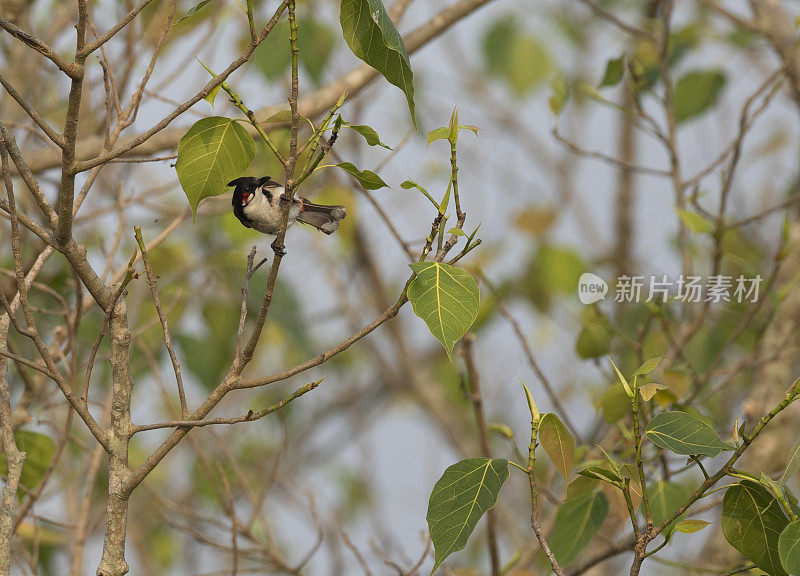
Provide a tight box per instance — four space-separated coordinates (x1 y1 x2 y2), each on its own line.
228 176 347 254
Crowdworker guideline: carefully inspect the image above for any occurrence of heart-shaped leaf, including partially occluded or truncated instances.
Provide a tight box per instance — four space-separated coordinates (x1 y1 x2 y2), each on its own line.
427 458 509 575
407 262 479 360
175 117 255 219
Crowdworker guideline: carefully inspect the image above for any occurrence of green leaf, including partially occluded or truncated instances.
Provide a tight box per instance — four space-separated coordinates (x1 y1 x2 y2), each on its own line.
520 379 540 425
676 208 714 234
340 0 416 125
722 480 790 576
780 520 800 574
599 56 624 87
175 117 256 220
648 481 691 537
401 179 439 209
549 491 609 565
335 162 389 190
673 70 727 124
447 228 466 237
204 84 222 108
426 458 509 575
634 357 662 377
539 413 575 483
346 124 392 149
645 411 732 457
549 71 569 115
177 0 213 23
577 466 622 485
675 519 711 534
780 436 800 487
609 358 634 399
408 262 480 360
0 430 56 490
427 127 450 146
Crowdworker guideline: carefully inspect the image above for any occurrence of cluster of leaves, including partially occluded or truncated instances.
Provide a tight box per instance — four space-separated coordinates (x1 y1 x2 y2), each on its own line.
174 0 416 216
424 358 800 575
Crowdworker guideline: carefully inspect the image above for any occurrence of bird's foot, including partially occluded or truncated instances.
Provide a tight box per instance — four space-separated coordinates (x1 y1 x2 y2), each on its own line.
271 238 286 257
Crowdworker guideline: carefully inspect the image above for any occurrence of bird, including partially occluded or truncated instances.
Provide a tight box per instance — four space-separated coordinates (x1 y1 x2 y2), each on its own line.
228 176 347 255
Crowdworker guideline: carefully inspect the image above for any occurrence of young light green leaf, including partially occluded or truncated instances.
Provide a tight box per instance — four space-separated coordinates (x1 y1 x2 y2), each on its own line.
335 162 389 190
648 481 691 537
634 357 662 377
177 0 213 23
520 379 540 425
340 0 416 125
0 430 56 490
401 179 439 209
447 228 466 237
609 358 634 398
347 124 392 149
549 491 609 565
673 70 727 124
204 84 222 108
722 481 790 576
426 458 509 575
194 58 222 108
645 411 732 457
427 127 450 146
675 519 711 534
407 262 479 360
175 117 256 220
539 413 575 483
779 436 800 487
779 520 800 575
676 208 714 234
598 56 624 87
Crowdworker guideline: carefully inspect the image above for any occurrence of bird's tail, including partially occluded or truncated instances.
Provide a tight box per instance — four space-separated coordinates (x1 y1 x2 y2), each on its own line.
296 199 347 235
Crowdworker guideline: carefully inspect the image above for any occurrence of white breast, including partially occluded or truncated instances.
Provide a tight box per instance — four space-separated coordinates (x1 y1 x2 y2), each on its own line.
242 189 301 235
